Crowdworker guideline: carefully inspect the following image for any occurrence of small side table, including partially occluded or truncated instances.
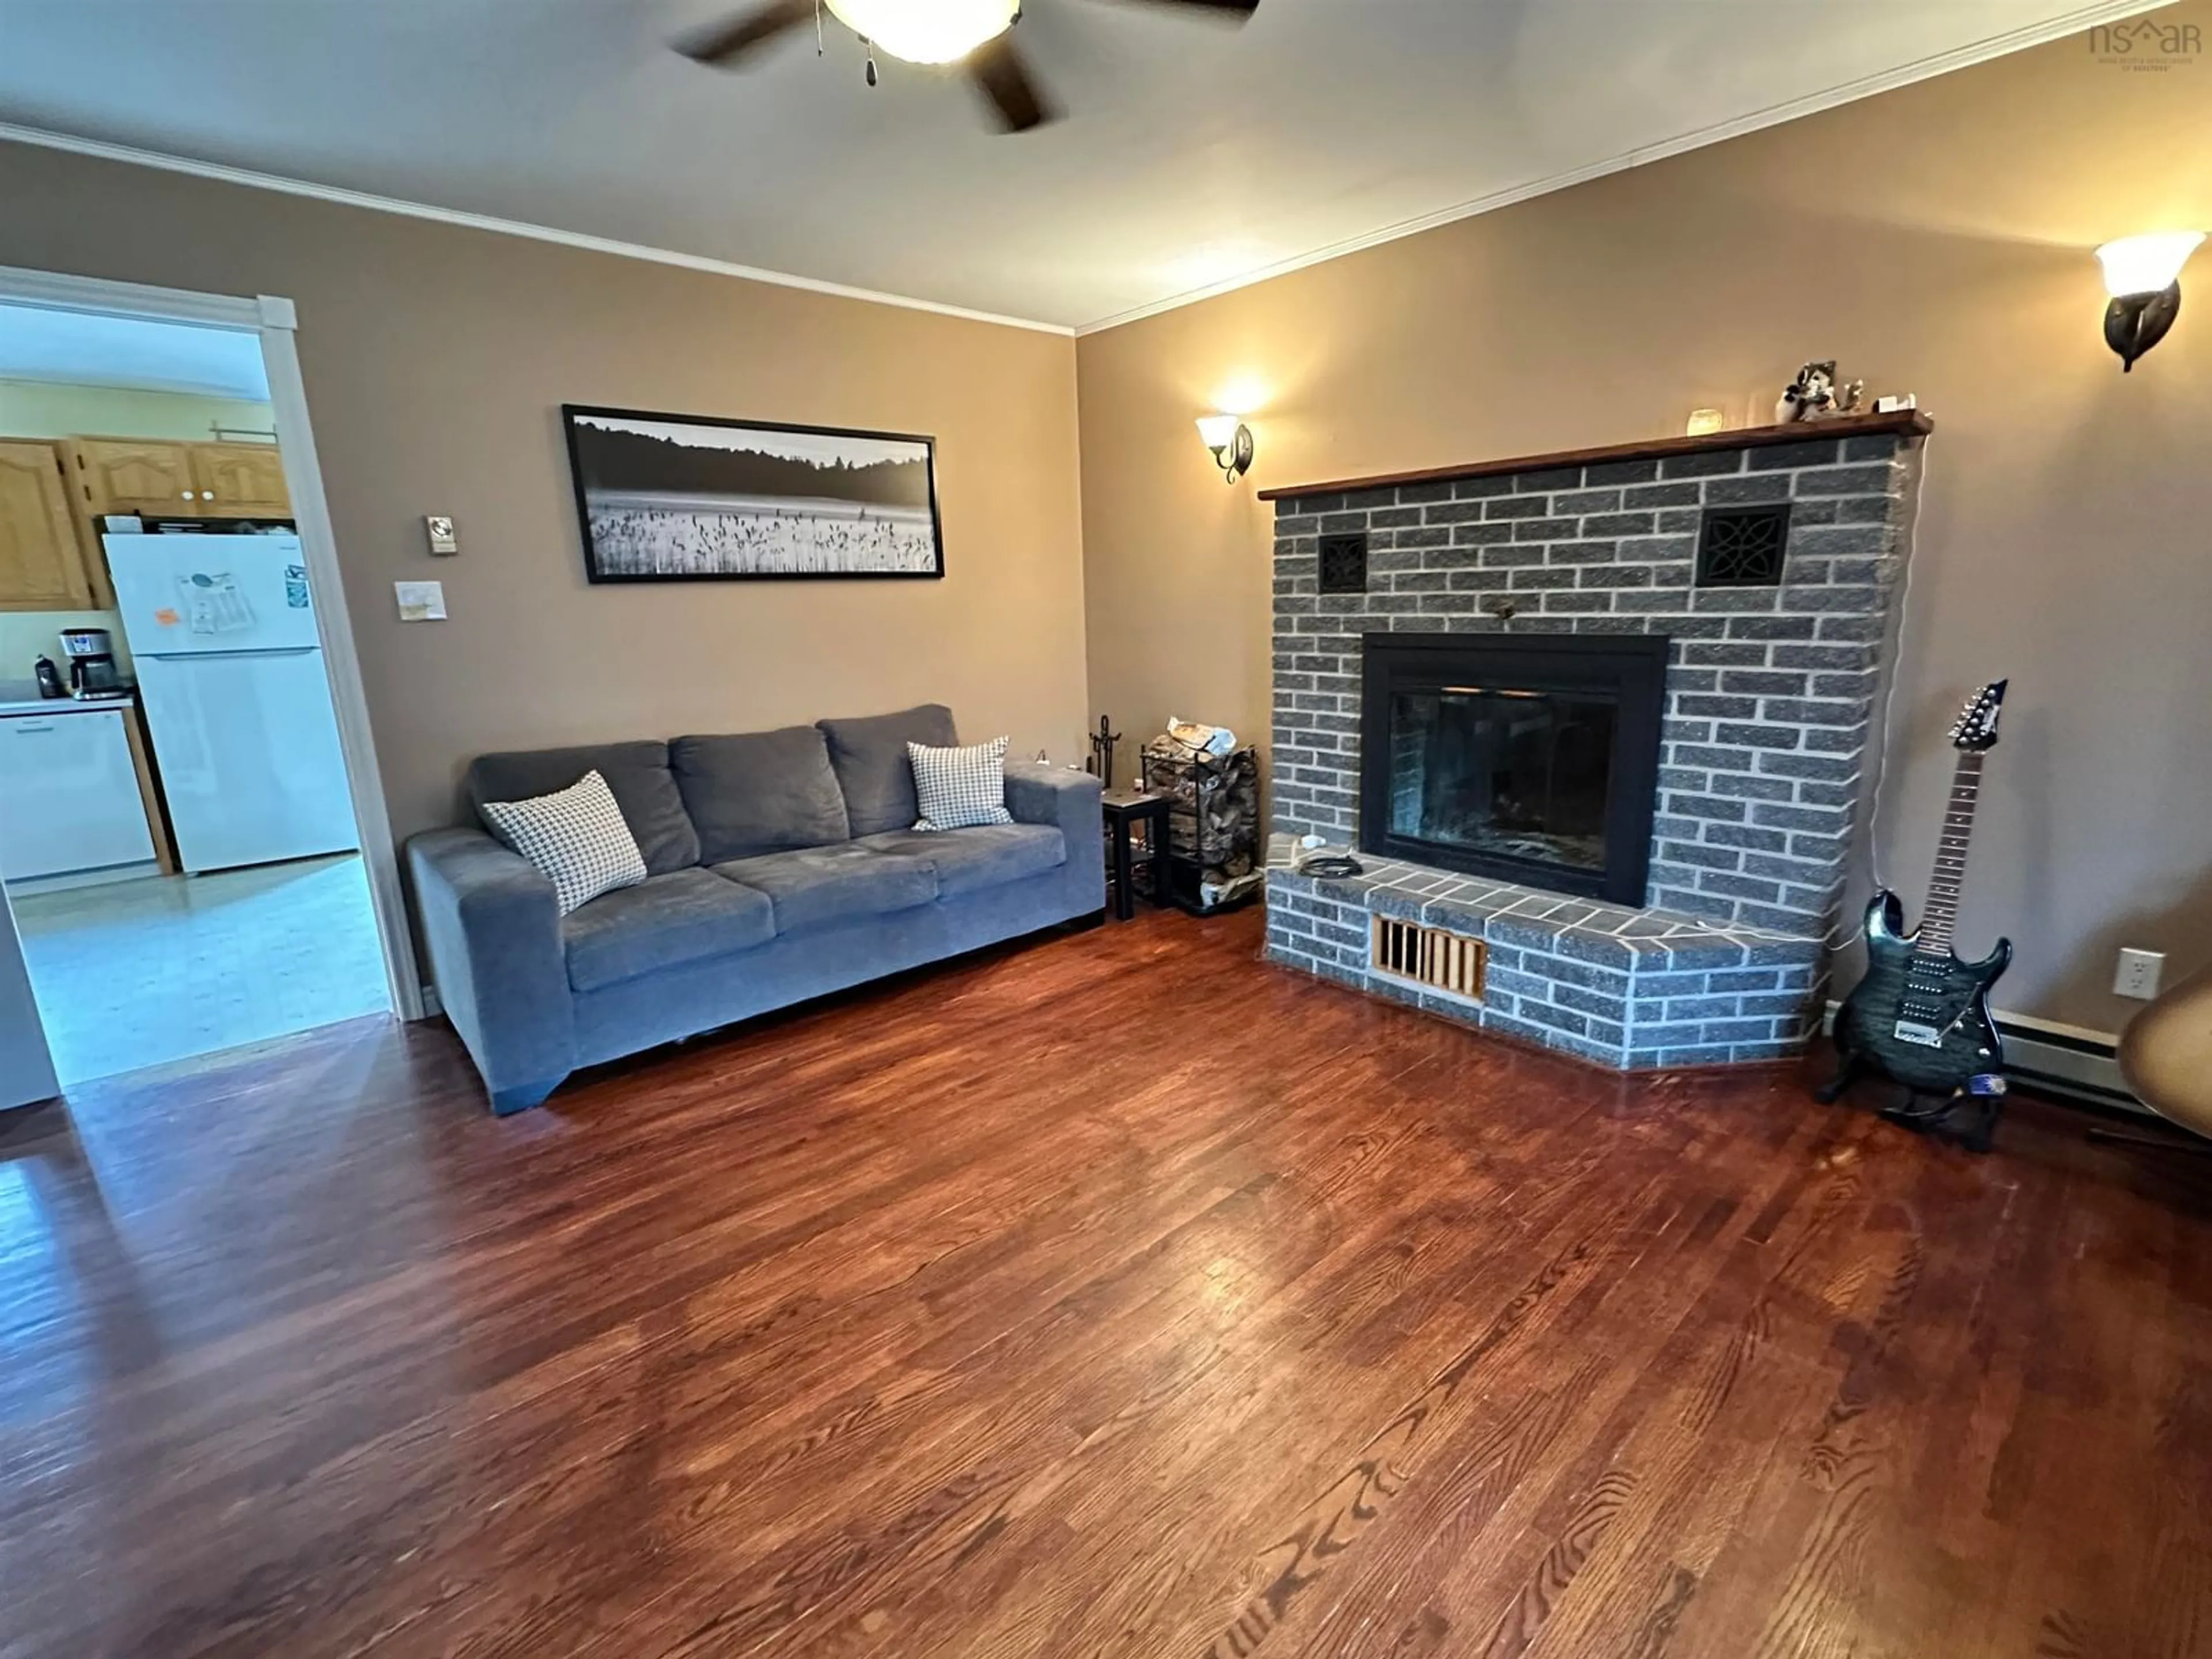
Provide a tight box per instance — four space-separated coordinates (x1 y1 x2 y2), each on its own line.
1100 789 1171 922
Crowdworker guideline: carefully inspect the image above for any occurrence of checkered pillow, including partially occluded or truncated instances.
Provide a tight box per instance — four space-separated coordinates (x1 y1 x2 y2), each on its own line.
908 736 1014 831
479 768 648 915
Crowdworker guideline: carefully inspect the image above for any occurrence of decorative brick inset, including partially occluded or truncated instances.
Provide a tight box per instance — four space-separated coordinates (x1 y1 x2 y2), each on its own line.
1695 503 1793 587
1317 532 1369 594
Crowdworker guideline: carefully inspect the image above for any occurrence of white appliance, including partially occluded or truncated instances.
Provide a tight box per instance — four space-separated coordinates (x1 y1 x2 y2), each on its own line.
105 530 359 874
0 886 57 1110
0 705 158 881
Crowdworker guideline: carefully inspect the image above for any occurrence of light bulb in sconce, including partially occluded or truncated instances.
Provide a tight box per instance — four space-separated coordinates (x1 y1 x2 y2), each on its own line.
1196 414 1255 484
2096 230 2205 371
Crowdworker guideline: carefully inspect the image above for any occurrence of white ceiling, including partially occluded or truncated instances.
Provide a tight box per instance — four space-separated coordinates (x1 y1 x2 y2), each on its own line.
0 0 2154 332
0 303 272 399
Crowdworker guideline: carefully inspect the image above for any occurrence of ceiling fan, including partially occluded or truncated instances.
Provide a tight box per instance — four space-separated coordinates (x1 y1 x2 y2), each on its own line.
675 0 1260 134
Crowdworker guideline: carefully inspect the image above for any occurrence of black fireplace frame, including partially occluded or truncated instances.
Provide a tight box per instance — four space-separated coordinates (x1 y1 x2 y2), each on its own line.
1358 631 1669 905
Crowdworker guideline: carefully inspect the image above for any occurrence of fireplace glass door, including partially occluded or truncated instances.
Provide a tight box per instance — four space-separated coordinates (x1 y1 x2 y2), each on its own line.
1358 632 1667 904
1385 685 1618 873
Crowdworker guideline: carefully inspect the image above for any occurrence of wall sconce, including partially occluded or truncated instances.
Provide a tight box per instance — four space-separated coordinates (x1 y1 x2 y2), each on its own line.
2097 230 2205 371
1196 414 1254 484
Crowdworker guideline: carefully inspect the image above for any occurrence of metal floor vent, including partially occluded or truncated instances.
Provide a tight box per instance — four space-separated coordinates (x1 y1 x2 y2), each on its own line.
1371 915 1486 1001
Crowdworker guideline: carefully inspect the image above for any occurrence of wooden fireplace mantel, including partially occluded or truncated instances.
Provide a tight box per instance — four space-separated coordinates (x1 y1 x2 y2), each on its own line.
1255 410 1935 502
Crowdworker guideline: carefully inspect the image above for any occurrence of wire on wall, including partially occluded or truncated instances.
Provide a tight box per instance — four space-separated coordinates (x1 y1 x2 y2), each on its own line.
1822 434 1933 950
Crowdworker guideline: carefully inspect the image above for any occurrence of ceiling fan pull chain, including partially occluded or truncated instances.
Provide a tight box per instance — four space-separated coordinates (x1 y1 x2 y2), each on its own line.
865 41 878 86
815 0 824 55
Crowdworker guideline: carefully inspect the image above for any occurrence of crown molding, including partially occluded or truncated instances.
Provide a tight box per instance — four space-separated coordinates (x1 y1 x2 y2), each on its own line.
0 120 1075 338
1071 0 2169 336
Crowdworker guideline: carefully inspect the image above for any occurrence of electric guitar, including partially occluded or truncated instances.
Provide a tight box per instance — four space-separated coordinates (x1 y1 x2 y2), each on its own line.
1820 681 2012 1141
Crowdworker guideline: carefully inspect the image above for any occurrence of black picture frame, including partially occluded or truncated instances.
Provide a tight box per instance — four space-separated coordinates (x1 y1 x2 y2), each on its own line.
560 403 946 583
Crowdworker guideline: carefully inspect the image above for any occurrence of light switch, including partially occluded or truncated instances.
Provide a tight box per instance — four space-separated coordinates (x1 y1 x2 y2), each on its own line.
424 514 459 556
395 581 447 622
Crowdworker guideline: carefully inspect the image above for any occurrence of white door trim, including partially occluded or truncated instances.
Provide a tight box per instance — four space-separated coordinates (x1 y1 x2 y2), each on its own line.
0 262 426 1021
0 884 59 1109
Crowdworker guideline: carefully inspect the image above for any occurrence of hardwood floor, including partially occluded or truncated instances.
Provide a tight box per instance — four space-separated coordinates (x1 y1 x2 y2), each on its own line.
2 907 2208 1658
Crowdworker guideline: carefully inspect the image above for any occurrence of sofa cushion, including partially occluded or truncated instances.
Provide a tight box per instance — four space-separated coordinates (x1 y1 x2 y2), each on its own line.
672 726 851 862
855 823 1066 897
909 736 1014 831
469 741 700 876
818 704 958 838
562 868 775 993
714 842 938 934
479 768 648 916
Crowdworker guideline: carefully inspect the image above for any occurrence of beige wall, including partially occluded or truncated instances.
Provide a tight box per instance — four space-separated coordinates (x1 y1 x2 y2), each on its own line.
0 381 276 442
0 612 128 682
0 142 1087 858
1077 7 2212 1035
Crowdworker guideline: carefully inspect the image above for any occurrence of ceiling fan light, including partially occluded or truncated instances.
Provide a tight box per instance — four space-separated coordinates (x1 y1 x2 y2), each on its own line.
823 0 1022 64
2096 230 2205 298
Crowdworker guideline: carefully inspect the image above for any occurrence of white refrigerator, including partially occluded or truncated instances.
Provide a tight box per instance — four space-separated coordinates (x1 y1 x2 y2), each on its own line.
105 531 360 875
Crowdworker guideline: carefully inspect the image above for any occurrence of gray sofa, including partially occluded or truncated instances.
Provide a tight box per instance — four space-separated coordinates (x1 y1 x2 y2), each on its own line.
406 704 1104 1114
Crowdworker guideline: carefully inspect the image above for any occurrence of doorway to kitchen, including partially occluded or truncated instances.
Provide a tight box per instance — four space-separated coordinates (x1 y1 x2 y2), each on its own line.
0 268 416 1103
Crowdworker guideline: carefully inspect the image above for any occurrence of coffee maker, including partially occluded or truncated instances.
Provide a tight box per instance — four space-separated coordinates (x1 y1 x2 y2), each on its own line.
58 627 126 699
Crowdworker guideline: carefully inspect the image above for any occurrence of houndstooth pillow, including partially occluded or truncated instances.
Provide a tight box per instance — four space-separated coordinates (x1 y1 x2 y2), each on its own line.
479 768 648 915
908 736 1014 831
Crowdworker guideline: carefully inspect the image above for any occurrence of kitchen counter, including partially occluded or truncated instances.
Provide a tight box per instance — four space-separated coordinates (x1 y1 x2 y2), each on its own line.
0 698 134 718
0 680 135 718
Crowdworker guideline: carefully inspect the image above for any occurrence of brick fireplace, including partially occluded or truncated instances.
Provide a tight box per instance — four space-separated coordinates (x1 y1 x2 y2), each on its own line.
1262 411 1930 1068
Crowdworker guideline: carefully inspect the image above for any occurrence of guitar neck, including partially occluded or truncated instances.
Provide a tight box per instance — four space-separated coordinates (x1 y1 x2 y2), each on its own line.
1915 748 1985 957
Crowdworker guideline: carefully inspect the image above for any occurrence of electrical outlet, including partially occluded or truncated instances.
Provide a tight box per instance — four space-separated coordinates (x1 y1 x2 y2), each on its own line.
2114 947 2165 1001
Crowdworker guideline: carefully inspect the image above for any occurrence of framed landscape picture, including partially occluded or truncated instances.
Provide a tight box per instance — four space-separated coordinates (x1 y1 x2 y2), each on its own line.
562 404 945 582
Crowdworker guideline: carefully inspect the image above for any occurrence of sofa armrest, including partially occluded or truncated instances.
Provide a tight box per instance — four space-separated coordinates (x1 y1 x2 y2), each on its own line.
406 827 577 1112
1004 763 1104 878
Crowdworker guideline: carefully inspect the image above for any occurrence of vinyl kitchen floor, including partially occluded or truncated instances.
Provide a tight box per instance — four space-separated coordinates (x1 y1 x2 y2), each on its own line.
12 853 390 1086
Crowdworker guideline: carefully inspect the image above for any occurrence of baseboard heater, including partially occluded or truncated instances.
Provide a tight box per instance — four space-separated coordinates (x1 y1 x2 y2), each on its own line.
1822 1001 2144 1115
1371 914 1486 1001
1995 1017 2144 1115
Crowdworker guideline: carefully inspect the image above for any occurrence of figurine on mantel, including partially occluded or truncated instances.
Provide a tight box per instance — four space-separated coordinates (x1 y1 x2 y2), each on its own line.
1776 360 1865 424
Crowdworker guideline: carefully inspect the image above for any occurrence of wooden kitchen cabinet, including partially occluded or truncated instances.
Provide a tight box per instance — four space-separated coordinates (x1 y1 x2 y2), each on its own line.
191 442 291 517
56 435 292 605
0 440 94 611
65 437 201 516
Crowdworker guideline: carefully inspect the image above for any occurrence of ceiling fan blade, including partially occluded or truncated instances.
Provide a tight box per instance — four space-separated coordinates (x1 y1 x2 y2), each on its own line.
1090 0 1259 17
674 0 815 66
968 36 1057 134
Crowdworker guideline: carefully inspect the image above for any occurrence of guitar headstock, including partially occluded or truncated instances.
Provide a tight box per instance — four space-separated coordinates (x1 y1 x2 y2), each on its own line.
1949 680 2008 752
